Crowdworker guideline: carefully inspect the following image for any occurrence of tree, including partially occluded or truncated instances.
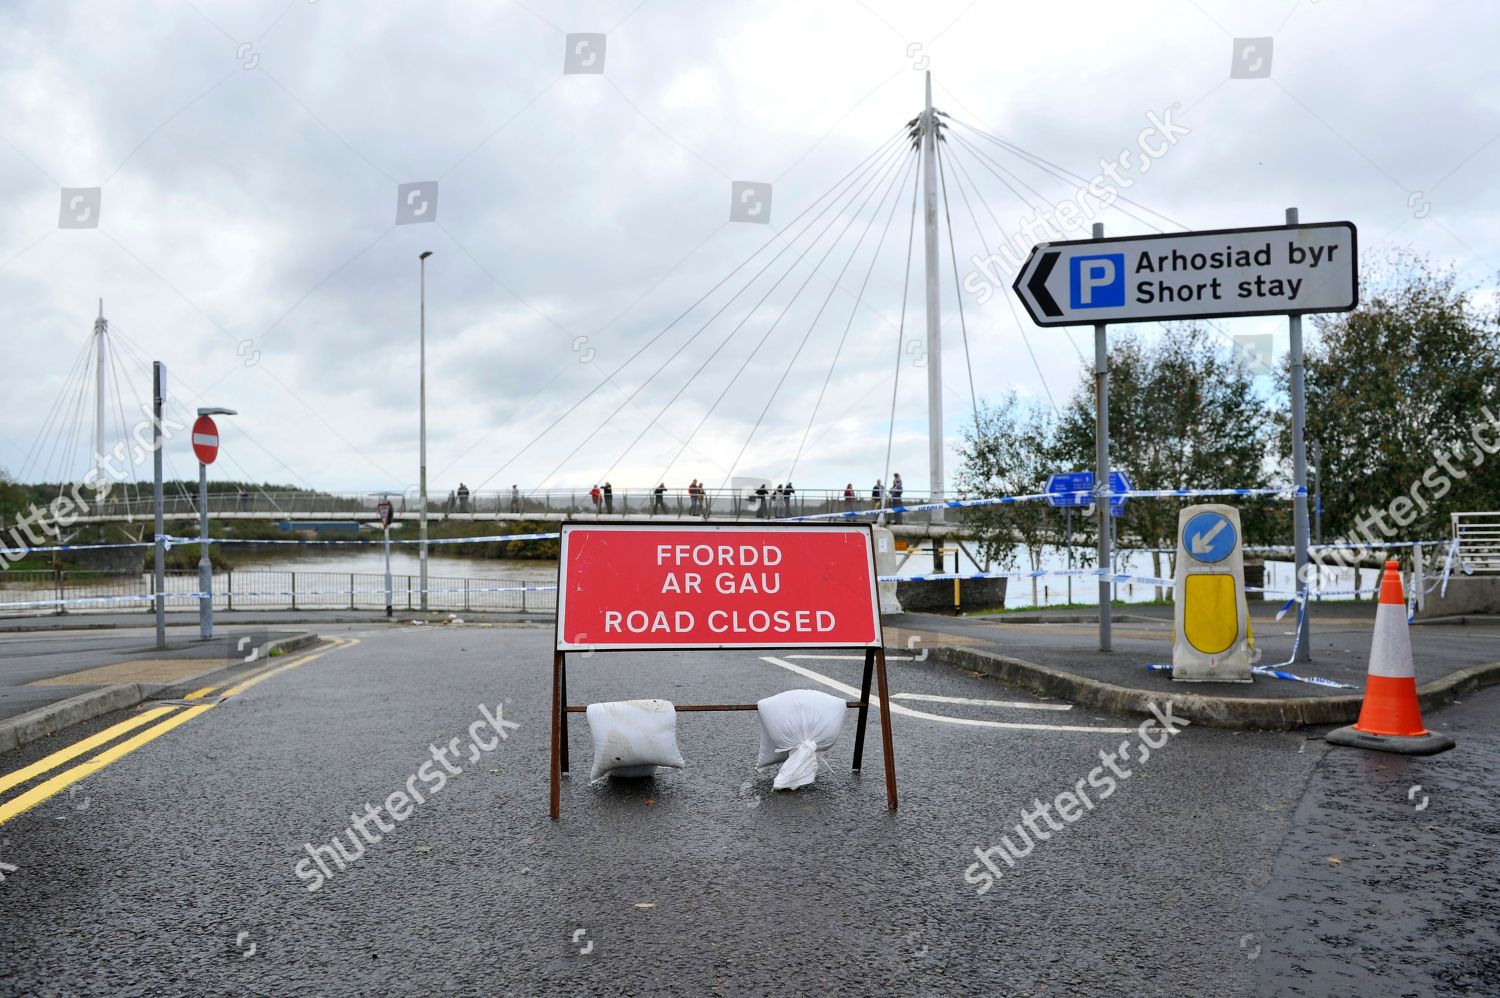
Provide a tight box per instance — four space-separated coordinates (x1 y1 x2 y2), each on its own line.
0 470 29 528
955 393 1058 601
1290 253 1500 548
1053 326 1278 591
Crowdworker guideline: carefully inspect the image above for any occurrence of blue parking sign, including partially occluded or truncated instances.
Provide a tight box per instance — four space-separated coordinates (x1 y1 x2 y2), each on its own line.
1069 253 1125 309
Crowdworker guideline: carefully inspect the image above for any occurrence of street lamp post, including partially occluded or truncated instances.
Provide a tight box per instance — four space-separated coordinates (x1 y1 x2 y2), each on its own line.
419 250 433 612
197 406 237 641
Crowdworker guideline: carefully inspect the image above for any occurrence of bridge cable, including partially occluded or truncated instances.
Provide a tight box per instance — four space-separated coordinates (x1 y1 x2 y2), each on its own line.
942 140 1063 409
949 124 1253 351
948 117 1185 232
468 126 910 494
943 138 1086 366
713 146 919 489
785 151 920 482
934 132 981 428
17 333 93 483
881 146 924 510
648 144 915 493
540 134 911 492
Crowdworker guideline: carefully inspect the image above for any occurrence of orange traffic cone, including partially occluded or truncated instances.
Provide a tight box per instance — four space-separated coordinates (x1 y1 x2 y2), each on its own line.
1326 560 1455 755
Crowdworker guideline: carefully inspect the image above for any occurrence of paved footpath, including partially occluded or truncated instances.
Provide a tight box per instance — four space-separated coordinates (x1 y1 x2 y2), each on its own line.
0 621 1494 995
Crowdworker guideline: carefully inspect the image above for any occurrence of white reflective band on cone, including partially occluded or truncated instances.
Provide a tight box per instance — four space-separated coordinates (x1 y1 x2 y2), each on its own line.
1367 602 1416 679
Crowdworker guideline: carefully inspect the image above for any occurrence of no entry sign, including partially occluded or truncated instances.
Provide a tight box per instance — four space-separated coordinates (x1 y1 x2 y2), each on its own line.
191 415 219 465
556 523 881 650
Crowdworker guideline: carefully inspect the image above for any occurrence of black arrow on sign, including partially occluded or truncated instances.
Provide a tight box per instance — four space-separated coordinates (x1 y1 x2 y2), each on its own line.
1026 250 1062 318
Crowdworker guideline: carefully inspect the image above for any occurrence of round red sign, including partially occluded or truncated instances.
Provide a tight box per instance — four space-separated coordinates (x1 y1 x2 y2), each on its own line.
192 415 219 465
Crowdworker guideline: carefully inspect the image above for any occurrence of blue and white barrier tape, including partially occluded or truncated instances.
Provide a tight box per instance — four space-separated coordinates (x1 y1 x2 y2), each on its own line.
1148 591 1354 689
786 487 1304 522
157 531 561 549
0 541 156 556
0 583 561 611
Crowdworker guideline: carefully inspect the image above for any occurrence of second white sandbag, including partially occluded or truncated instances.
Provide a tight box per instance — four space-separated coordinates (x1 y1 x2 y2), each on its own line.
755 689 847 790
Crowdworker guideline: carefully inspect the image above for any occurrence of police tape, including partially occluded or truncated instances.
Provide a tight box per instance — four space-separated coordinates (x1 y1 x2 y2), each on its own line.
0 540 156 556
786 487 1305 521
0 583 561 611
1147 591 1355 689
880 566 1380 601
153 532 561 550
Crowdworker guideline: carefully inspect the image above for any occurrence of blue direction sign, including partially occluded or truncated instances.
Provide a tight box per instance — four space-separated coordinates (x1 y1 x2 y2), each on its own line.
1045 472 1094 508
1183 510 1237 564
1045 471 1133 511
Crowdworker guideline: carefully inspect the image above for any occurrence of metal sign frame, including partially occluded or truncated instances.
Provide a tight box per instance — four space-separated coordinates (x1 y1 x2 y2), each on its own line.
1012 221 1359 327
549 521 897 819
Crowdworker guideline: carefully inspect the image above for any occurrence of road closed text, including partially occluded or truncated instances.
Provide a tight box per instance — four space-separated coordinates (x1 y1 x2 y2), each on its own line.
557 526 880 648
603 607 838 635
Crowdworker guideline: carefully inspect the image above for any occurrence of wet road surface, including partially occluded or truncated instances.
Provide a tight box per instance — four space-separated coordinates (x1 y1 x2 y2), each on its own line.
0 622 1493 996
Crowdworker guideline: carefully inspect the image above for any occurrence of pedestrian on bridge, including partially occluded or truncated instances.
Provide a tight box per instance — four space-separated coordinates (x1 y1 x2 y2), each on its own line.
688 479 701 515
843 483 855 512
891 473 904 524
653 483 668 515
871 479 883 512
510 485 520 514
457 483 470 514
783 482 795 517
603 482 613 514
590 484 602 512
755 482 770 518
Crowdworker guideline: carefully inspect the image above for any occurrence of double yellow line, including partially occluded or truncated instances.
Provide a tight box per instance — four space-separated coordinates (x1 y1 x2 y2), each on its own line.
0 637 355 827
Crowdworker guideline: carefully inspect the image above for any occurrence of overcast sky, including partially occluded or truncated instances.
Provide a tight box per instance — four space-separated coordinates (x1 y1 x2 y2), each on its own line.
2 0 1496 500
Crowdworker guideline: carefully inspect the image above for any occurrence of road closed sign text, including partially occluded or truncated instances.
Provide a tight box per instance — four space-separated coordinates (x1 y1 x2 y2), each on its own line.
556 524 881 650
1014 221 1357 326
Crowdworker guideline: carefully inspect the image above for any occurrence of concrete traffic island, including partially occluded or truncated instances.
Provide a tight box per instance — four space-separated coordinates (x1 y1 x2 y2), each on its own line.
883 604 1500 731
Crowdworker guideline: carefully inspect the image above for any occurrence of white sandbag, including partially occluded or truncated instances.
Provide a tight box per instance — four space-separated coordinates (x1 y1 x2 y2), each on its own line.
755 689 847 790
585 699 686 782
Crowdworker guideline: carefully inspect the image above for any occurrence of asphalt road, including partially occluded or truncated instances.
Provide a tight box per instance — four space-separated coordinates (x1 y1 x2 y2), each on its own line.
0 622 1493 996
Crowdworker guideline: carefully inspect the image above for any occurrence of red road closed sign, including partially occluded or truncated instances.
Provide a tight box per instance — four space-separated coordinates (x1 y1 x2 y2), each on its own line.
192 415 219 465
556 523 881 650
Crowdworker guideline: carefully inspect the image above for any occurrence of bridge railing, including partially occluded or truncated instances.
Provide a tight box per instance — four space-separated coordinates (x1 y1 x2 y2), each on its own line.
72 487 963 523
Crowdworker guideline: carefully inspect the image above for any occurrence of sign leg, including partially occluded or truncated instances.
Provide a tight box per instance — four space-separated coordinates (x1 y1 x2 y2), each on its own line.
875 647 898 810
550 650 563 819
852 647 874 771
559 652 570 776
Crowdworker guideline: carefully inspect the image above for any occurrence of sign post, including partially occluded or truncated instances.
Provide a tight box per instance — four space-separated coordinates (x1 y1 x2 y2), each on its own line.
1286 208 1313 661
377 498 394 618
1014 217 1357 658
194 409 234 641
153 363 166 651
550 522 895 819
1094 273 1111 652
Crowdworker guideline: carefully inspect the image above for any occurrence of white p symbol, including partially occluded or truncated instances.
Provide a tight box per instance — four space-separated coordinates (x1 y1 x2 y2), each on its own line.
575 39 596 67
1079 258 1116 305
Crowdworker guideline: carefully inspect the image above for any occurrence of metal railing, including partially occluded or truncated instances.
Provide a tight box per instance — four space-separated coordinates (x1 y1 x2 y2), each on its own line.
1453 511 1500 574
63 486 944 523
0 569 556 616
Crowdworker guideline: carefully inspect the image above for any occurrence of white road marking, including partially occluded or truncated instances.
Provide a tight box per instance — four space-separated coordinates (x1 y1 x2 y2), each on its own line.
759 656 1136 734
784 654 917 661
891 692 1073 712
